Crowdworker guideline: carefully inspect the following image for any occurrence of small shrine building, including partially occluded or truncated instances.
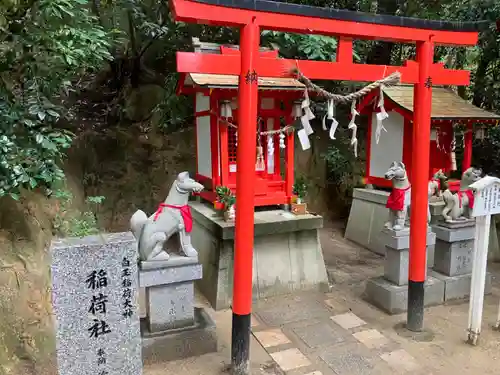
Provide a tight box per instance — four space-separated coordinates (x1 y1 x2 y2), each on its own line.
177 38 305 207
347 86 500 254
359 85 500 190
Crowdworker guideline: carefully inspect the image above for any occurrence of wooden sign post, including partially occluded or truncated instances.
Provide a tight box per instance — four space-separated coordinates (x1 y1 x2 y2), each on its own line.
467 176 500 345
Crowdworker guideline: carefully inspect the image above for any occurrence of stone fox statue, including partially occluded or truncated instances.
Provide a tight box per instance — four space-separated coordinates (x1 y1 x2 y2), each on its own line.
441 167 482 222
130 171 204 261
384 161 431 231
429 169 447 199
384 161 412 231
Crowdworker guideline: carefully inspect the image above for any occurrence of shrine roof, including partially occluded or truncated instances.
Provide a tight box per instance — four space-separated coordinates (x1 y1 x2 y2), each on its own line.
383 85 500 121
181 38 305 90
183 73 304 90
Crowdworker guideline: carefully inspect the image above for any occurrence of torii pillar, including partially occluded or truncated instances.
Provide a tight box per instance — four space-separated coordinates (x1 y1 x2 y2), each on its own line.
408 39 433 331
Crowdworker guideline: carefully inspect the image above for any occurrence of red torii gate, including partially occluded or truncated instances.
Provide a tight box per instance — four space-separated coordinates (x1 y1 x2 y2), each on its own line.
169 0 488 372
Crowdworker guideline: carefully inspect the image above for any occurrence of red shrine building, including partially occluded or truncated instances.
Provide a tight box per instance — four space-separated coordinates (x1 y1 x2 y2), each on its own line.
359 85 500 190
177 38 305 206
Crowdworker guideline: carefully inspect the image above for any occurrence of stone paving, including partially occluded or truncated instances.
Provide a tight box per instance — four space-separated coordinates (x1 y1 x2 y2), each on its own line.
249 223 500 375
251 292 428 375
147 223 500 375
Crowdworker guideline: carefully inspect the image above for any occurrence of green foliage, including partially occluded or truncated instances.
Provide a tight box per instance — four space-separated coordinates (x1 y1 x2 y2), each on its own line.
262 31 343 61
293 176 308 200
323 128 365 208
215 186 235 210
0 0 111 199
473 126 500 176
52 189 105 237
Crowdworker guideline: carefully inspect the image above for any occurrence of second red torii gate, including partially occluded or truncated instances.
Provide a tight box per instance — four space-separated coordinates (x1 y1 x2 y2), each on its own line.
169 0 489 372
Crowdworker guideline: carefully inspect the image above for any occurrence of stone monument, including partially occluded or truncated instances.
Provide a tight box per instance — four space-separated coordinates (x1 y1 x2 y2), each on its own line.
51 232 142 375
130 171 217 363
431 167 492 301
365 161 443 314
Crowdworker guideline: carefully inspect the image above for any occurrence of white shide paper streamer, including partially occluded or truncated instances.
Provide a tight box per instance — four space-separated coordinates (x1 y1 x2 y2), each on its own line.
348 100 359 158
375 85 388 144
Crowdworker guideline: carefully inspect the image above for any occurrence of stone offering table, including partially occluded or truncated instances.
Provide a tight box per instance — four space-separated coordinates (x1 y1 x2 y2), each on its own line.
431 221 492 302
139 255 217 363
365 227 444 314
189 201 328 310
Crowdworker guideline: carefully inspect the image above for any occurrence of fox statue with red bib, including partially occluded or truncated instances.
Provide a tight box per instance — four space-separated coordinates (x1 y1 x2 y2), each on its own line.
441 167 482 223
383 161 431 231
130 171 204 261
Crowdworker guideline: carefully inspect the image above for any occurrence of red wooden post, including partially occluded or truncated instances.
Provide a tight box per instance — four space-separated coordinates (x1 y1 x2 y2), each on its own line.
231 18 260 375
336 37 353 63
408 39 434 332
463 122 473 172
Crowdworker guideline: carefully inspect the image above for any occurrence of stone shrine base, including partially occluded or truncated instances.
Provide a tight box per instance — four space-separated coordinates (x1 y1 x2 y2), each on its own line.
364 275 445 315
141 307 217 365
190 201 328 310
430 271 493 302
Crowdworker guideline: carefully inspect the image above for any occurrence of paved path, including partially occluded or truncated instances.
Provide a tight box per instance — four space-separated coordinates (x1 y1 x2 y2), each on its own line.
252 292 426 375
146 222 500 375
249 223 500 375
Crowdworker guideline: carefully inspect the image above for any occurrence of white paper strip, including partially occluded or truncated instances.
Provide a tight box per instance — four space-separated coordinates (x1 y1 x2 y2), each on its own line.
348 100 359 158
322 99 335 131
374 86 388 144
375 111 388 144
267 135 274 156
301 115 314 136
329 118 339 140
305 107 315 120
279 132 286 149
297 128 311 150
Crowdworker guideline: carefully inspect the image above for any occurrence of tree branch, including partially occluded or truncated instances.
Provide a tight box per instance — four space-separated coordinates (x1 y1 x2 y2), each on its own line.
91 0 104 27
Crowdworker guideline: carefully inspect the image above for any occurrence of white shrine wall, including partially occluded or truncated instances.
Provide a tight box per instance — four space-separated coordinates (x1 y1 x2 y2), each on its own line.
369 110 404 178
195 92 213 178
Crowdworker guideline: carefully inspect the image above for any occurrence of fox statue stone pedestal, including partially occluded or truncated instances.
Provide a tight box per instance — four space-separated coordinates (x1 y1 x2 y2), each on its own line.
365 161 443 314
130 172 217 363
430 168 492 301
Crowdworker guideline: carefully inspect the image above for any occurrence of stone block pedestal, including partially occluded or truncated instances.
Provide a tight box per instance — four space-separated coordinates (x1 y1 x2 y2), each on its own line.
365 227 442 314
431 222 493 301
365 276 445 315
430 271 493 301
381 228 436 286
139 255 217 363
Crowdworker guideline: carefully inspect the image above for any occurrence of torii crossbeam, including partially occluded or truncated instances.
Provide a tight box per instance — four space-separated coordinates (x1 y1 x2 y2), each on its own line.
169 0 490 373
